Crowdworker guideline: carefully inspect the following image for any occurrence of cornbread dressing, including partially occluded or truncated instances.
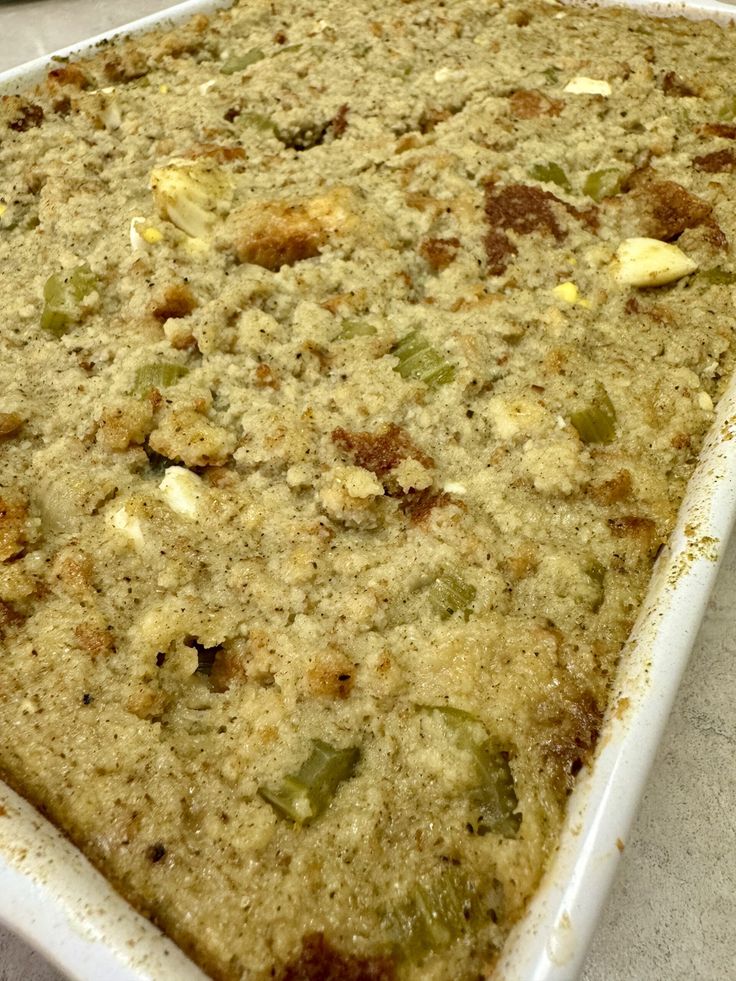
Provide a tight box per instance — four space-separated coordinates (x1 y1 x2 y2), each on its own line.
1 0 735 977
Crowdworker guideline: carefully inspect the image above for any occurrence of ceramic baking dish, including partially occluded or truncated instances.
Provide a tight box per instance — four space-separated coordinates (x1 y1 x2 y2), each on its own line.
1 1 736 978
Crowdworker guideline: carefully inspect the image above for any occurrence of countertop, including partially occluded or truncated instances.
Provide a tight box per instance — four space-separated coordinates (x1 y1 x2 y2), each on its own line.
1 2 735 979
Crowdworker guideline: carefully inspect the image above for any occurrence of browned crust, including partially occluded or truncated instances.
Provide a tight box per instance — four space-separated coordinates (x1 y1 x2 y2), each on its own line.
0 600 24 637
73 622 116 657
633 178 727 249
332 423 434 477
184 142 247 163
661 71 697 97
484 183 597 276
0 494 29 562
588 470 633 506
231 204 326 269
697 122 736 140
508 88 564 119
608 514 661 555
44 63 91 92
399 488 456 524
0 412 24 438
693 148 736 174
151 283 198 323
535 686 603 792
419 236 461 272
4 96 44 132
331 103 350 137
276 932 397 981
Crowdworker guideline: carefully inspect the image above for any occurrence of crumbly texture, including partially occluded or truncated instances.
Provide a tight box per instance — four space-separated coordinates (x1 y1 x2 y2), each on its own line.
1 1 736 978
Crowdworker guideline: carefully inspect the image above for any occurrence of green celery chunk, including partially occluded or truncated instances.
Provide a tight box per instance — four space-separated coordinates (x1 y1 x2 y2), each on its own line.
67 264 97 302
272 43 303 57
528 161 571 193
133 362 189 395
470 743 522 837
585 560 606 612
41 278 73 335
258 739 360 824
543 65 560 85
429 571 476 620
420 705 521 838
700 267 736 285
40 264 97 337
388 868 474 958
570 383 617 444
583 168 622 203
417 703 478 728
241 111 279 135
336 318 377 340
220 48 265 74
391 331 455 386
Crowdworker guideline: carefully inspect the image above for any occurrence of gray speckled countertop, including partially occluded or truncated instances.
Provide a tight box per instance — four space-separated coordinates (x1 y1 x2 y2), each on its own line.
1 2 735 979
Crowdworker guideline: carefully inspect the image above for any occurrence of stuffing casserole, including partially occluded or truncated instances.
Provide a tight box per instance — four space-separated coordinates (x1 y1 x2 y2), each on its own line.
1 1 736 977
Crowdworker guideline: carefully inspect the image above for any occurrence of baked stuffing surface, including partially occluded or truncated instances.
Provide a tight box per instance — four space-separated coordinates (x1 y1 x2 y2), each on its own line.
1 1 736 977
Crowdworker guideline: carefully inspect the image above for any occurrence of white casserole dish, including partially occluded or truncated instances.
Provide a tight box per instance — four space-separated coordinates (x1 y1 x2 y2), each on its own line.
1 2 735 978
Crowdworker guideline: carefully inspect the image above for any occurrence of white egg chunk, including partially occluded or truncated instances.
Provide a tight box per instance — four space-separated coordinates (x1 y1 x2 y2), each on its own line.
129 217 147 253
100 96 122 130
150 161 232 239
160 467 205 518
434 66 466 83
563 76 612 96
109 505 144 548
614 237 698 287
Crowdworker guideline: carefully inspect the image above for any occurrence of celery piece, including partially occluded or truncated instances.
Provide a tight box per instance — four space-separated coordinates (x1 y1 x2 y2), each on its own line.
585 560 606 612
414 875 468 948
417 703 478 728
528 161 571 193
583 168 622 203
429 571 476 620
40 264 97 337
220 48 265 74
385 867 476 959
543 66 560 85
68 265 97 302
420 705 521 838
336 318 377 340
240 111 279 135
272 43 303 57
133 362 189 395
258 739 360 824
391 331 455 386
701 267 736 285
471 744 522 837
570 383 617 444
40 275 73 336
